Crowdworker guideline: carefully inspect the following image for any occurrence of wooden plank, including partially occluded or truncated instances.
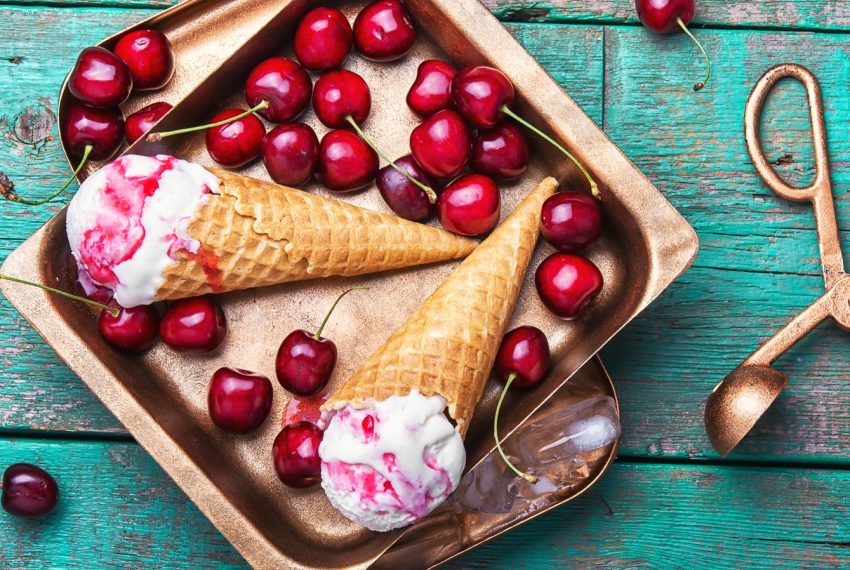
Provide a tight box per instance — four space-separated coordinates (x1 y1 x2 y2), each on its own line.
2 438 850 568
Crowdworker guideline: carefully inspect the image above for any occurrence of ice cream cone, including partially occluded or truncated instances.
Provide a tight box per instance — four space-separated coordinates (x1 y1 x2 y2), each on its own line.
156 168 477 300
322 177 559 436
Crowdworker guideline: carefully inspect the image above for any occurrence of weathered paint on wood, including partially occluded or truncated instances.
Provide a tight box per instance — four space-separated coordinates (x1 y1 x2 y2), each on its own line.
2 438 849 569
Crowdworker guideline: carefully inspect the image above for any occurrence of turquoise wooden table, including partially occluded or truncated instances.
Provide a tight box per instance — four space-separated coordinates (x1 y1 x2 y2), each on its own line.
1 1 849 567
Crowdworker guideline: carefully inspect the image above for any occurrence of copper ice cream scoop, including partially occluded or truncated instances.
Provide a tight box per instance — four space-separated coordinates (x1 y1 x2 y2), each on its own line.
705 63 849 457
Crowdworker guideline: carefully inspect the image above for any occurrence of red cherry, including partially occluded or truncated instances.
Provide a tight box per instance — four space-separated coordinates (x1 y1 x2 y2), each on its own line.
113 29 174 91
312 70 371 129
451 66 514 129
438 174 500 236
470 122 530 180
494 326 551 389
540 192 602 253
377 154 436 221
159 296 226 353
406 59 456 118
262 123 319 187
68 46 132 108
204 108 265 168
1 464 58 518
410 109 471 179
62 103 124 161
275 330 337 397
317 129 378 192
98 302 159 351
353 0 417 62
294 7 352 72
535 253 603 319
208 367 273 433
245 57 312 123
273 422 323 488
125 101 172 144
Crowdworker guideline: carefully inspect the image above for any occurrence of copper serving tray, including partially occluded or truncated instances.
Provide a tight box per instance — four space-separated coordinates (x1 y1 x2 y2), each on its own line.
1 0 698 567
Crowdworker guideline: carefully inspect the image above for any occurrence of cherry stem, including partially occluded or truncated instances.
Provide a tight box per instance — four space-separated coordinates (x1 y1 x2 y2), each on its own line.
314 286 368 340
4 144 92 206
0 273 119 317
494 372 538 484
147 100 271 142
676 17 711 91
501 106 599 198
344 115 438 204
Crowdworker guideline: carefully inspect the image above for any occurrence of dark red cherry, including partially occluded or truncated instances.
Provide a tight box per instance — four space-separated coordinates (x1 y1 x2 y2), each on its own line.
312 70 371 128
377 154 436 221
113 29 174 91
406 59 456 118
1 464 58 518
535 253 603 319
125 101 172 144
275 330 337 397
409 109 471 179
470 122 530 180
159 296 227 353
208 367 273 433
98 302 159 351
353 0 417 62
438 174 500 236
262 123 319 187
294 7 353 72
451 65 514 129
273 422 323 488
540 191 602 253
62 103 125 160
317 129 378 192
635 0 694 33
494 326 551 389
245 57 312 123
68 46 132 108
204 108 265 168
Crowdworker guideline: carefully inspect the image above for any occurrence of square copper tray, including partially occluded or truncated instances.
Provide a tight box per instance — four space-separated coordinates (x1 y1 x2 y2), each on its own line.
0 0 698 567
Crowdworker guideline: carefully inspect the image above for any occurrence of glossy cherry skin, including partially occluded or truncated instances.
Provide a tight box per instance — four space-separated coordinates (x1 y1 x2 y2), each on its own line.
262 123 319 187
68 46 132 108
1 464 59 518
635 0 694 33
294 7 353 72
125 101 172 144
438 174 500 236
410 109 471 179
62 103 125 160
377 154 436 221
113 29 175 91
494 326 551 389
273 422 323 488
540 192 603 253
276 330 337 397
312 70 371 128
317 129 379 192
470 122 529 180
245 57 312 123
99 303 159 351
204 108 265 168
535 253 603 319
407 60 456 118
207 367 273 433
353 0 417 62
159 296 227 353
452 66 515 129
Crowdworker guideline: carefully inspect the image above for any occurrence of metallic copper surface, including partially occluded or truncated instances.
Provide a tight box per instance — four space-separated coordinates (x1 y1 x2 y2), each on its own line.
706 64 849 457
4 0 698 567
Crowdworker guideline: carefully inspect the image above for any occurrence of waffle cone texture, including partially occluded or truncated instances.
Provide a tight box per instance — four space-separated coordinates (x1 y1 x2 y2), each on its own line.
156 169 476 300
322 177 559 437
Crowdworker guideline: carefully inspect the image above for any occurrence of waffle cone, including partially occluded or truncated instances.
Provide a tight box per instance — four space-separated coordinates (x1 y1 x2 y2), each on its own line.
322 177 559 437
156 169 476 300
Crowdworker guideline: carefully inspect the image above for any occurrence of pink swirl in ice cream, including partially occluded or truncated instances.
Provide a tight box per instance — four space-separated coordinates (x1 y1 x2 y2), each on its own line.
318 391 466 532
66 154 218 307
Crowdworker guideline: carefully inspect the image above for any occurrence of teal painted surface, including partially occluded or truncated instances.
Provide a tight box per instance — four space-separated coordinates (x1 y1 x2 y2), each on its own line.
0 0 849 568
